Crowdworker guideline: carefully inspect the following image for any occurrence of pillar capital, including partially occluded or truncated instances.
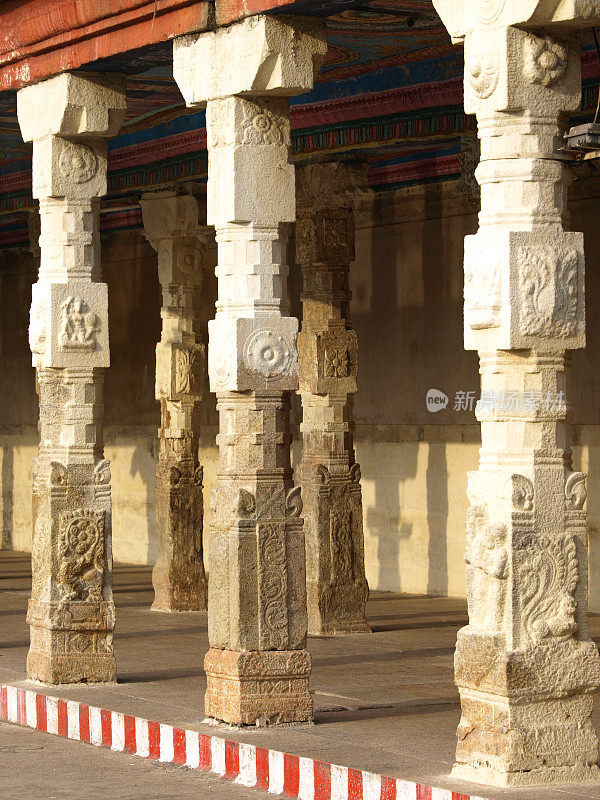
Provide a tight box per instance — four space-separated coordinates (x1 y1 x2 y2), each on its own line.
17 72 126 143
461 25 580 120
140 191 208 247
433 0 600 44
173 15 326 106
296 163 370 212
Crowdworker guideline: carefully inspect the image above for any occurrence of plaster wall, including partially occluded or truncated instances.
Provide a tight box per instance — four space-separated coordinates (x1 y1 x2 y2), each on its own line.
3 178 600 608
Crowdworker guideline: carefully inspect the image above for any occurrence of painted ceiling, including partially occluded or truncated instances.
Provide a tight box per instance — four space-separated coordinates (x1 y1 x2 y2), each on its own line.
0 0 598 245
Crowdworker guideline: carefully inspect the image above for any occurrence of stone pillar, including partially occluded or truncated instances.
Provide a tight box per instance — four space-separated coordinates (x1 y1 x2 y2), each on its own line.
296 164 369 635
174 16 327 725
141 192 211 612
433 2 600 786
16 73 126 683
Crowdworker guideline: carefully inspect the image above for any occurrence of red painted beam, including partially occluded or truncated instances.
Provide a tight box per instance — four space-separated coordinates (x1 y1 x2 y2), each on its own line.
0 0 209 90
216 0 299 26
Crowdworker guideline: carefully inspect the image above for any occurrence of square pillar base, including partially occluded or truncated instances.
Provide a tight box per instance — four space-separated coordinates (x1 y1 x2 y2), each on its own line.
204 648 313 725
27 646 116 685
454 629 600 785
27 601 116 684
451 762 600 788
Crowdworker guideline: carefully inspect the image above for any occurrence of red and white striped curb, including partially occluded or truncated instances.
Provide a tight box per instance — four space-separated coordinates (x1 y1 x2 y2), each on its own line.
0 683 488 800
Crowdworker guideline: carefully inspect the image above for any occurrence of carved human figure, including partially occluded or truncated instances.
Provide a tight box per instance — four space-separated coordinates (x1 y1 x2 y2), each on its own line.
58 296 99 348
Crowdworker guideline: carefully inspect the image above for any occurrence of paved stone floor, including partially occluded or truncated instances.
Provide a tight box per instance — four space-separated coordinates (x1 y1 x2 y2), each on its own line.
0 718 261 799
3 550 600 799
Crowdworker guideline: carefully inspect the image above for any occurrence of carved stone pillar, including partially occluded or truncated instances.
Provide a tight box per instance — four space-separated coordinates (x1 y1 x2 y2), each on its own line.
17 73 126 683
434 2 600 786
141 192 210 612
296 164 369 636
174 16 327 725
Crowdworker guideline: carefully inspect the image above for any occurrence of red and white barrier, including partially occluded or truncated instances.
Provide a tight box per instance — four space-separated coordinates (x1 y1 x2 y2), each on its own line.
0 683 488 800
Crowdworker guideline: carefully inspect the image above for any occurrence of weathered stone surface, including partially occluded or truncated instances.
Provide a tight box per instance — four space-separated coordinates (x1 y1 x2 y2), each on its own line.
17 72 126 683
432 6 600 787
173 16 323 724
141 192 210 612
173 15 326 106
204 648 312 725
296 164 370 636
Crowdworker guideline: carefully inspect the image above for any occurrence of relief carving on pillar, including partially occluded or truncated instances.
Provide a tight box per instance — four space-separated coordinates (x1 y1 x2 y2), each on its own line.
465 502 508 634
174 346 204 396
243 329 295 379
319 329 358 386
29 292 47 356
305 462 369 633
519 248 578 338
464 255 501 330
324 345 350 378
524 33 568 88
58 296 100 351
515 533 579 644
467 49 499 99
206 99 233 149
94 459 111 486
57 508 105 603
512 474 534 511
58 141 98 184
241 99 288 146
259 522 289 649
285 486 303 517
565 471 587 510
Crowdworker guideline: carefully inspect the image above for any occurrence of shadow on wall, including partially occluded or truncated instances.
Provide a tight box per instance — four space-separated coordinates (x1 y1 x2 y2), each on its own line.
1 443 13 550
570 189 600 612
0 246 38 551
353 184 478 596
422 186 449 597
129 437 159 564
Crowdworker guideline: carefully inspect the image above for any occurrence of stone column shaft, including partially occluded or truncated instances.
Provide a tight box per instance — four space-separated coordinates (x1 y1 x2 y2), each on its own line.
296 164 369 635
17 72 126 683
141 192 210 612
433 4 600 786
174 15 327 725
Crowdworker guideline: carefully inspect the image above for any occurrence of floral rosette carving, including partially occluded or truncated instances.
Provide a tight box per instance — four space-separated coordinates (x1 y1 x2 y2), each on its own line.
241 99 288 146
243 329 295 379
525 33 568 88
58 141 98 184
58 508 105 603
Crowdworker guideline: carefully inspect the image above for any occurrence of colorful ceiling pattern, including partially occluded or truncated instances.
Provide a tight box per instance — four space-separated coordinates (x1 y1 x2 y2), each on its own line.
0 1 598 246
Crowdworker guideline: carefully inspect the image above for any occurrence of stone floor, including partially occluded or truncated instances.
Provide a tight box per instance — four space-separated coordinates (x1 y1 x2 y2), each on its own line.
0 718 262 800
3 549 600 800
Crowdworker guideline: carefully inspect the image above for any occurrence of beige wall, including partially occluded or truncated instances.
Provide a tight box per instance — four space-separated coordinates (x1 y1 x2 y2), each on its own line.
3 176 600 608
